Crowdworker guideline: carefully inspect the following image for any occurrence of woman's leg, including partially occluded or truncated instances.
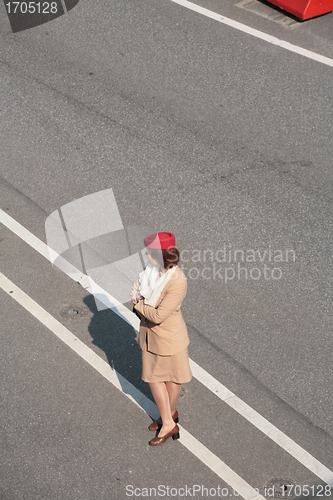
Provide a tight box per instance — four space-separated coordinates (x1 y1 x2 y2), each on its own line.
148 382 175 436
165 381 181 414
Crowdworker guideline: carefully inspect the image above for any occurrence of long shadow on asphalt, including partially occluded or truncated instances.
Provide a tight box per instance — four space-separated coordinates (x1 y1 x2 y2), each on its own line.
83 294 153 403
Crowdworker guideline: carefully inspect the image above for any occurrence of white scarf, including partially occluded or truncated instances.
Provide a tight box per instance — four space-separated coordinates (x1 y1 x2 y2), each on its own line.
138 263 177 307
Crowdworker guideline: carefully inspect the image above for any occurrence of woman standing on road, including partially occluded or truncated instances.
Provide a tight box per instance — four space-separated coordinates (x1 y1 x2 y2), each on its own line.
130 231 192 446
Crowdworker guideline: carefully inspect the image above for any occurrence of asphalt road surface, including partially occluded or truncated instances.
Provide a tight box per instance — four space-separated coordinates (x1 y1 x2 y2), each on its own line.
0 1 332 499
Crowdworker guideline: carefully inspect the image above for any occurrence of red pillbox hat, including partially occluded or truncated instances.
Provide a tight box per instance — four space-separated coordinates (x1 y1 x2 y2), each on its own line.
144 231 176 250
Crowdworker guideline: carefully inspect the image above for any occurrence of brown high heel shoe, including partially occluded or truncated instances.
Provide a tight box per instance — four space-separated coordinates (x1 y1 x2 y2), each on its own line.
148 410 179 432
149 424 180 446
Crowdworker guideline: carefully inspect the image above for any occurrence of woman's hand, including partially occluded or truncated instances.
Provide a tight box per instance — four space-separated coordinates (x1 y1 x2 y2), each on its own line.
130 280 142 304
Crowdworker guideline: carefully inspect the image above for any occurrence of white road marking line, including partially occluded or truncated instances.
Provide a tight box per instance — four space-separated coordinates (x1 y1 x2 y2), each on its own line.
0 209 138 328
0 271 155 415
190 360 333 487
1 208 333 486
0 271 265 500
169 0 333 68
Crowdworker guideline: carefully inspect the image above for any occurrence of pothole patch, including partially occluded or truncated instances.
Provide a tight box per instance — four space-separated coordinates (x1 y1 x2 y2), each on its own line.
60 305 88 320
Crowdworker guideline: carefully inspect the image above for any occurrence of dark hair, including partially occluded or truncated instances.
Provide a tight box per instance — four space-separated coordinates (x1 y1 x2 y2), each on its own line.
149 247 180 269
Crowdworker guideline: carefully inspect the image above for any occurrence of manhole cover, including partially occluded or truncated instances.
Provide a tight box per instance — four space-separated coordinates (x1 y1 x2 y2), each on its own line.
265 479 295 498
60 305 88 320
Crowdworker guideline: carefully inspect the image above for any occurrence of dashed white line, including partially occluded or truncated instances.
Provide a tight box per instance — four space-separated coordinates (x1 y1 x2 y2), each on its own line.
1 208 333 487
168 0 333 68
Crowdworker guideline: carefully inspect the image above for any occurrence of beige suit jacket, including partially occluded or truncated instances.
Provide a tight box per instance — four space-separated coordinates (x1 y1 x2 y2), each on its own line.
134 266 189 356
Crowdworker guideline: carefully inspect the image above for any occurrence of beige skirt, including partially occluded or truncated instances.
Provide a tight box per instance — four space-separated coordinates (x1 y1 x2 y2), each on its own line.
142 342 192 384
